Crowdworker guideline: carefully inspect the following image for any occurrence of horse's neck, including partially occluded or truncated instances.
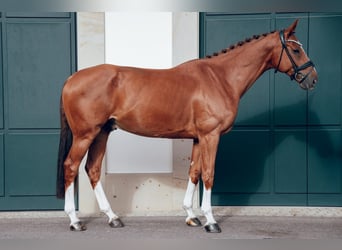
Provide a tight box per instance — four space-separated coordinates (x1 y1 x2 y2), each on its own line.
216 35 276 98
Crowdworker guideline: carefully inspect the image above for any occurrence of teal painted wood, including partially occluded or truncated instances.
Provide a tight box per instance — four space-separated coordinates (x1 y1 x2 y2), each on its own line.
5 13 71 18
274 130 307 193
6 133 60 196
215 130 272 194
0 17 3 198
0 13 76 210
307 14 342 206
308 130 342 194
0 134 3 196
0 22 3 129
201 13 342 206
308 14 342 126
7 22 72 129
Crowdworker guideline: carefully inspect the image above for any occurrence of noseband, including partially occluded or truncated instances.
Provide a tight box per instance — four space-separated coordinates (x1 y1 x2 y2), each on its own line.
275 30 315 83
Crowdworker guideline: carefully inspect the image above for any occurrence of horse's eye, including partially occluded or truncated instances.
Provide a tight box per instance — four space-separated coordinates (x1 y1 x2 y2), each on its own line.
293 49 300 54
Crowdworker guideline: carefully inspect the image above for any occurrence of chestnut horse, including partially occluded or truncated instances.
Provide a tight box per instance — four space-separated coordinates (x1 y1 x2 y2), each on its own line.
57 20 317 233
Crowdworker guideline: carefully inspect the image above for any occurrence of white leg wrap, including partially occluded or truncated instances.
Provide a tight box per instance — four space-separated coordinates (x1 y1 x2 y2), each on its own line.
94 182 118 222
183 178 197 221
201 186 216 225
64 182 80 225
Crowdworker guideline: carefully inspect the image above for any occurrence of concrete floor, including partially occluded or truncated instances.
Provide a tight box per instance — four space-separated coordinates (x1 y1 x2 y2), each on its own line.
1 215 342 239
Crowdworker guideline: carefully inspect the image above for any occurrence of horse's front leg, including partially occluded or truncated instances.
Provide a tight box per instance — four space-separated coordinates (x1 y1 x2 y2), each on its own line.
199 133 221 233
183 140 202 227
201 182 221 233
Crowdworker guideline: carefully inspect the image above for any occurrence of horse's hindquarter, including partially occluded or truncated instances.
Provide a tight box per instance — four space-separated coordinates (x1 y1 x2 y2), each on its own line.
62 64 120 133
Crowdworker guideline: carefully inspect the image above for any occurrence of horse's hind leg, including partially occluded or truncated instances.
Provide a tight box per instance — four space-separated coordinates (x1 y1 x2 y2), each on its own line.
85 124 124 228
64 135 95 231
183 139 202 227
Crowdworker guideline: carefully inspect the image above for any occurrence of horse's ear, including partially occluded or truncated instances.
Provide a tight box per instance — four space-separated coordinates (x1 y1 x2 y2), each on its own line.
286 19 299 38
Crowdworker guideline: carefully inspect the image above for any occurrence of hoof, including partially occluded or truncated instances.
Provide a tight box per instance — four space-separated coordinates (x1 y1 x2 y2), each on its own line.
204 223 221 233
109 218 124 228
186 217 202 227
70 221 87 231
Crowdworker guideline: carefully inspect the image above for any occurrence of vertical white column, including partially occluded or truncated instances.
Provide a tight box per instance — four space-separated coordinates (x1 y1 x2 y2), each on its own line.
77 12 105 215
104 12 173 174
172 12 200 210
77 12 200 215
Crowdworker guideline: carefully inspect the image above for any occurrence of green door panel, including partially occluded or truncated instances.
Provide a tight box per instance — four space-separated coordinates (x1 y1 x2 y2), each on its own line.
215 130 272 194
307 14 342 206
274 130 307 193
6 133 60 196
0 196 64 211
0 23 3 129
0 13 76 210
0 134 4 196
211 193 307 206
7 22 72 129
308 194 342 207
6 13 71 18
308 14 342 126
308 130 342 193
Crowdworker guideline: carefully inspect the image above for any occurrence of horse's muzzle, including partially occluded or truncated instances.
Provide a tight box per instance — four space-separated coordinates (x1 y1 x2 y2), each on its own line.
298 68 318 90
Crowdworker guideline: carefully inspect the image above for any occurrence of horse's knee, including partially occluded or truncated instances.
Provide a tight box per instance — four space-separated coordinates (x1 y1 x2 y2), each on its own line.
189 171 200 185
64 158 80 188
201 172 214 190
189 163 201 185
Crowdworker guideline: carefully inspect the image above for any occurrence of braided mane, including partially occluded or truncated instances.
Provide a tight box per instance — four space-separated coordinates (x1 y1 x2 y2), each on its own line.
205 30 277 58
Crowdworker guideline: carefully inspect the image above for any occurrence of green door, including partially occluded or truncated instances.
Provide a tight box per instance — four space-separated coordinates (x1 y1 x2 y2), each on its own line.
307 14 342 206
0 13 76 210
200 13 342 206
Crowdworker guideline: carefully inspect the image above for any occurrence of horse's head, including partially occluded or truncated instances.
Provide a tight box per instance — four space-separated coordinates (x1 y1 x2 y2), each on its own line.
274 20 318 90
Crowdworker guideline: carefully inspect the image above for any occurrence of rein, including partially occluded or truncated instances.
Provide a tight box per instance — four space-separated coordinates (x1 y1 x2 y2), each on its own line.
275 30 315 83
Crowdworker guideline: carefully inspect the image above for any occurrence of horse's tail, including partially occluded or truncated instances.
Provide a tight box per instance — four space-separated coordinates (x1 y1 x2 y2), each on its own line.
56 97 73 199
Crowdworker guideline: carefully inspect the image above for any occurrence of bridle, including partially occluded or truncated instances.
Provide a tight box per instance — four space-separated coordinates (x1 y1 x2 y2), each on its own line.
275 30 315 83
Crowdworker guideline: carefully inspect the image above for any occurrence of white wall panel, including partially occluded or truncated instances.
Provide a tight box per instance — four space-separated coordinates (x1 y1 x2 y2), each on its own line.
105 12 173 173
